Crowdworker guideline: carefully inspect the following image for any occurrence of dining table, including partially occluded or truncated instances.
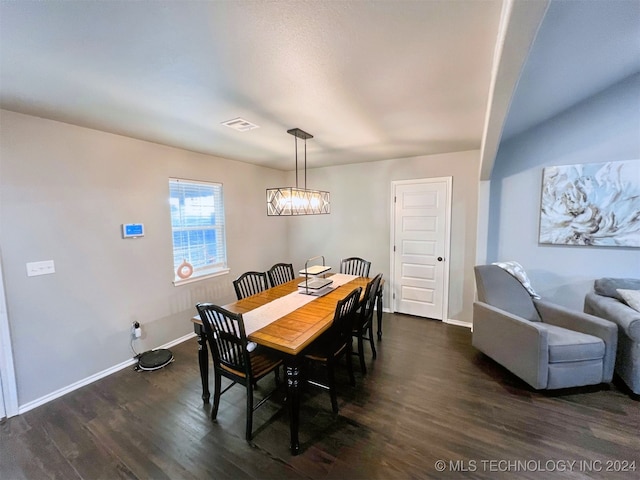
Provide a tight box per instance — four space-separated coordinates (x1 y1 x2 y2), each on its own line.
191 273 383 455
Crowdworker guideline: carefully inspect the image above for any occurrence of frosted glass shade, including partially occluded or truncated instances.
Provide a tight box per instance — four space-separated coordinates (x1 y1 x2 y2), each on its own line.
266 187 330 216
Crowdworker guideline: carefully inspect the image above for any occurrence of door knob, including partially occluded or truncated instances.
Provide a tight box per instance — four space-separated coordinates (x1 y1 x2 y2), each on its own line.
437 257 444 262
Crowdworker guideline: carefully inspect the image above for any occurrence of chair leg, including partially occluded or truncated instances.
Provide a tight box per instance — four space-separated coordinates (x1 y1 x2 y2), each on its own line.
327 359 339 413
211 370 222 420
346 344 356 387
368 323 377 359
358 334 367 374
246 382 254 441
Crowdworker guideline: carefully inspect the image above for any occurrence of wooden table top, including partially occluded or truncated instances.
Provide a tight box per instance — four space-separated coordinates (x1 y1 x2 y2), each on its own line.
218 276 370 356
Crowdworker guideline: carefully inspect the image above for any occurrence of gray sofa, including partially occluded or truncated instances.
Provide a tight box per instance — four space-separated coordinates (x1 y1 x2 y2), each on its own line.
473 265 618 390
584 278 640 395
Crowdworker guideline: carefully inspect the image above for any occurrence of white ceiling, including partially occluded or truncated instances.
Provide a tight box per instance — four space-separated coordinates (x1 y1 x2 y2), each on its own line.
1 1 638 172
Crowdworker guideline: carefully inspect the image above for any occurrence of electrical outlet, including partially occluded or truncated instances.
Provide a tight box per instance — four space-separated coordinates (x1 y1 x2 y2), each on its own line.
132 321 142 339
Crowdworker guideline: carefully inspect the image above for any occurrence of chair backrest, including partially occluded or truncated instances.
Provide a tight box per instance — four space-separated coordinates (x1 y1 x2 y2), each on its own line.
327 286 362 350
196 303 251 378
233 271 269 300
267 263 295 288
340 257 371 277
474 265 541 322
359 273 383 327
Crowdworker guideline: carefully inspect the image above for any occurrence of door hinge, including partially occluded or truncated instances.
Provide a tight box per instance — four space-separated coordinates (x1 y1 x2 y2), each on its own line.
393 245 396 252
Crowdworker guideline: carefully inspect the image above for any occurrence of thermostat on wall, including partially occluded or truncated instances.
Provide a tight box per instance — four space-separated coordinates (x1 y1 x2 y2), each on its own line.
122 223 145 238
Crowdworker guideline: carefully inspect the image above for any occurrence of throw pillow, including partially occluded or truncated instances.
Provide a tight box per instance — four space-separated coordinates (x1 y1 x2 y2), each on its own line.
617 289 640 313
595 278 640 301
492 261 540 298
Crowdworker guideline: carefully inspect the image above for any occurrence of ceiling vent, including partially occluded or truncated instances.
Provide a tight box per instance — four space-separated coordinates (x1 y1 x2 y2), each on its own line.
221 117 260 132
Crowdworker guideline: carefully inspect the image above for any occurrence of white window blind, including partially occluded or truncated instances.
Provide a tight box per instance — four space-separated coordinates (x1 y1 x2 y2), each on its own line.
169 178 228 284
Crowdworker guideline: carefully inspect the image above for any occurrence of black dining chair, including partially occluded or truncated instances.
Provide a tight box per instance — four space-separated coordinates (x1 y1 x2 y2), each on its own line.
195 303 282 441
352 273 383 374
303 286 362 413
233 271 269 300
340 257 371 278
267 263 295 288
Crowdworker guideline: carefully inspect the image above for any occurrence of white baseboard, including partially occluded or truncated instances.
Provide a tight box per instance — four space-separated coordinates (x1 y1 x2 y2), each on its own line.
18 332 196 415
373 307 392 313
444 318 472 329
159 332 196 350
378 307 471 329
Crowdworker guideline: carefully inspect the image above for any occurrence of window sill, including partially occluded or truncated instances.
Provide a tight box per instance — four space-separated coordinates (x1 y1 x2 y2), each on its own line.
173 268 230 287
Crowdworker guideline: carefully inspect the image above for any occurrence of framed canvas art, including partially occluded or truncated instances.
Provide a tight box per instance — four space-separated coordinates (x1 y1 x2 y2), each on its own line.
539 160 640 247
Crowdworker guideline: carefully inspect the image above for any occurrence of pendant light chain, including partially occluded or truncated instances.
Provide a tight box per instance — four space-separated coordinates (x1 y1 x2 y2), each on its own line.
294 134 299 189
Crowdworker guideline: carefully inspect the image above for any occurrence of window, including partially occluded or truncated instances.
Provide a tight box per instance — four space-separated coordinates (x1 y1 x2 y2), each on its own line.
169 178 228 284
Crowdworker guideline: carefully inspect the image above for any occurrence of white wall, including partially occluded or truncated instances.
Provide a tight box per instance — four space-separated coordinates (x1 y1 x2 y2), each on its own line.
286 150 481 324
0 110 289 407
487 73 640 310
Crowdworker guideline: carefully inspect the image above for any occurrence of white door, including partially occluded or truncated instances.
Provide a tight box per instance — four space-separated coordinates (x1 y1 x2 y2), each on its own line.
391 178 451 320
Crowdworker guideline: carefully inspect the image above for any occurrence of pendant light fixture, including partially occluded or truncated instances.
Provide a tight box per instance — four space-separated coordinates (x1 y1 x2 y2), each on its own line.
266 128 330 216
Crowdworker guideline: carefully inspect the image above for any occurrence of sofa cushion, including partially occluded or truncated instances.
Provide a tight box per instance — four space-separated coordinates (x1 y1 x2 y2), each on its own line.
617 289 640 313
585 292 640 342
538 323 605 363
594 278 640 301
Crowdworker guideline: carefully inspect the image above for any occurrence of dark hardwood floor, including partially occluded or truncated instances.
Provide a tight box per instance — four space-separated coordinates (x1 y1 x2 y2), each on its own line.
2 313 638 479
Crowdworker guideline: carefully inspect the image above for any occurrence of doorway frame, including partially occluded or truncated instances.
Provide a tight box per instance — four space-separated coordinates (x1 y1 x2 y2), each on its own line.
0 255 19 419
389 177 452 321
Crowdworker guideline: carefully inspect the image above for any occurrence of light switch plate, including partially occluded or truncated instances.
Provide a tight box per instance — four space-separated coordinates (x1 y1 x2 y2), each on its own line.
26 260 55 277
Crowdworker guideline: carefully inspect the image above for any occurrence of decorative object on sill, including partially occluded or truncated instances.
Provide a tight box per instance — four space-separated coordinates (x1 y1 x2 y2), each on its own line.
539 160 640 247
176 259 194 279
267 128 330 216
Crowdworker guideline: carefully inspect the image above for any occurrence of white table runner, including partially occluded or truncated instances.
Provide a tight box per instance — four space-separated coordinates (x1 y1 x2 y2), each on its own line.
242 274 359 334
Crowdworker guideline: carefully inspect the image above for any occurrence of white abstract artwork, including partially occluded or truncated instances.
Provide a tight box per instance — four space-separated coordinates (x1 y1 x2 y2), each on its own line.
539 160 640 247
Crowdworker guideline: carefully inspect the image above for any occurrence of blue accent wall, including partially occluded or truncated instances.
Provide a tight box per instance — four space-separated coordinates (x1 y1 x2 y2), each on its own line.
487 73 640 309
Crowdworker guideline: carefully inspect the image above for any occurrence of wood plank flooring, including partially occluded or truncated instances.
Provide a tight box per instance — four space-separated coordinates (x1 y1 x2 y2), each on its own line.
1 313 638 479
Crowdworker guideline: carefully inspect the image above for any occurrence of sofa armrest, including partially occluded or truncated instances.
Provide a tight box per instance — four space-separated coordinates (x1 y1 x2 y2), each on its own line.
585 292 640 342
473 301 549 389
535 298 618 382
